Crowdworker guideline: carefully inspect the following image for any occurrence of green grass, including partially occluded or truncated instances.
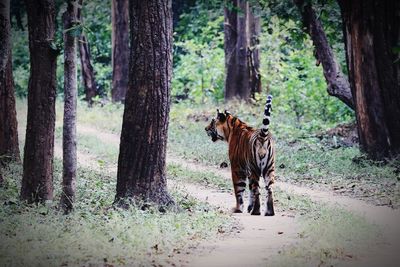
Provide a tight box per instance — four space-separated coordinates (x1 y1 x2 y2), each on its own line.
168 163 231 191
0 161 234 267
272 189 380 267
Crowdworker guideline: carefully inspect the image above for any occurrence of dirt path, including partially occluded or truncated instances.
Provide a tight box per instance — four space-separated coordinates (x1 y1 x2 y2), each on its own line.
169 181 300 267
75 124 400 266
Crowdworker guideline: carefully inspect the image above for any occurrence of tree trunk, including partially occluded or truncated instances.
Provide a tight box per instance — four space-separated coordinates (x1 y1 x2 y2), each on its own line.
111 0 129 103
248 10 261 97
294 0 354 110
0 0 20 165
224 0 260 101
77 0 98 105
21 0 57 203
0 54 20 165
338 0 400 160
115 0 174 207
224 0 239 100
60 0 77 213
0 168 3 186
0 0 10 70
10 0 25 31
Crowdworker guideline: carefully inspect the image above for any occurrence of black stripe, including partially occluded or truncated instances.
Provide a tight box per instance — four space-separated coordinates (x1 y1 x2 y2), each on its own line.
264 110 270 116
263 118 270 125
231 117 237 126
266 158 274 171
236 188 245 194
234 182 246 188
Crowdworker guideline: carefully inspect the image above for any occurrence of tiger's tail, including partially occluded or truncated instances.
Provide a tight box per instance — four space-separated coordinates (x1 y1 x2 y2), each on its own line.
260 95 272 137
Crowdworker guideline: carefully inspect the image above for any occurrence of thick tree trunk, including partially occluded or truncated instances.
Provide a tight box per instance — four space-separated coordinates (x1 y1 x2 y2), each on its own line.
294 0 354 110
0 0 20 166
77 0 98 105
338 0 400 160
111 0 129 103
248 11 261 97
0 54 20 165
21 0 57 203
224 0 260 101
115 0 174 207
60 1 77 213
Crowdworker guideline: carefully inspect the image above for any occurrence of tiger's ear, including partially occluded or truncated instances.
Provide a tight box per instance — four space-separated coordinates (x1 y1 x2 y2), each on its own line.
216 109 226 121
224 110 231 116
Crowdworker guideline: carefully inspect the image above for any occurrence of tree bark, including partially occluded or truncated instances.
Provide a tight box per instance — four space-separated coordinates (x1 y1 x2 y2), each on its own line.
294 0 354 110
0 0 20 166
224 0 260 101
248 10 261 97
77 0 98 105
111 0 129 103
0 54 20 165
60 0 78 213
0 0 10 70
224 0 239 100
115 0 174 207
21 0 57 203
338 0 400 160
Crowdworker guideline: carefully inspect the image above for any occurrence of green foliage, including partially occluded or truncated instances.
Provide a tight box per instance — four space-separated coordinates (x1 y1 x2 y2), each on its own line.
11 29 29 97
260 17 352 125
173 3 225 103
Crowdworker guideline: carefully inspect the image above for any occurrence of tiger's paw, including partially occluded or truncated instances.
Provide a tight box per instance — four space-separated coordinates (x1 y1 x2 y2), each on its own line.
247 205 254 213
251 210 261 216
232 208 243 213
264 210 275 216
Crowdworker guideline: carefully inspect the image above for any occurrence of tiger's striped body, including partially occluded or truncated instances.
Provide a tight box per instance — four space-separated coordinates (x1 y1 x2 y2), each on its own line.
205 96 275 216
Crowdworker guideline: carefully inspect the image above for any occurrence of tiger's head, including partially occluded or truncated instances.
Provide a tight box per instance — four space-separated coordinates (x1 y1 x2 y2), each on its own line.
205 109 231 142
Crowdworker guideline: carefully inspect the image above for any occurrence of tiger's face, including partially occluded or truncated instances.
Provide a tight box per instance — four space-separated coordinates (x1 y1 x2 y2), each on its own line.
205 109 230 142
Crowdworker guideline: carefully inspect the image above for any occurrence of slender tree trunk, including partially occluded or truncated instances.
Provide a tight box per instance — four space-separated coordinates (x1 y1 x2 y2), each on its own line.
294 0 354 110
115 0 174 207
77 0 98 105
111 0 129 103
21 0 57 203
338 0 400 160
10 0 25 31
60 0 78 213
0 0 20 165
0 55 20 165
224 0 239 100
0 0 10 70
224 0 260 101
248 10 261 97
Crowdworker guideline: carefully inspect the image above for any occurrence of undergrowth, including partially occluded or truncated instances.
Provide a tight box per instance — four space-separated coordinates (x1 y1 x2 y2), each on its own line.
0 162 234 266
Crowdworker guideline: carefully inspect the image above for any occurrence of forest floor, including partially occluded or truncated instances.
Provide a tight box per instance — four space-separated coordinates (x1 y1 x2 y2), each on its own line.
4 101 399 267
75 122 400 267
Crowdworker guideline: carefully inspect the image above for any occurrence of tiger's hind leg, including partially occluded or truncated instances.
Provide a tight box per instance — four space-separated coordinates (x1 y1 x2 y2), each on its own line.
263 169 275 216
248 174 261 215
232 168 246 213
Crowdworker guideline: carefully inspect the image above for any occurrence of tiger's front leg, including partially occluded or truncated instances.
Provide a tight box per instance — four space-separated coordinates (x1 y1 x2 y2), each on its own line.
231 168 246 213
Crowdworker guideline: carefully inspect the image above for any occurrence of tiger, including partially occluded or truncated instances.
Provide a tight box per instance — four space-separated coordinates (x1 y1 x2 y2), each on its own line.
205 95 275 216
